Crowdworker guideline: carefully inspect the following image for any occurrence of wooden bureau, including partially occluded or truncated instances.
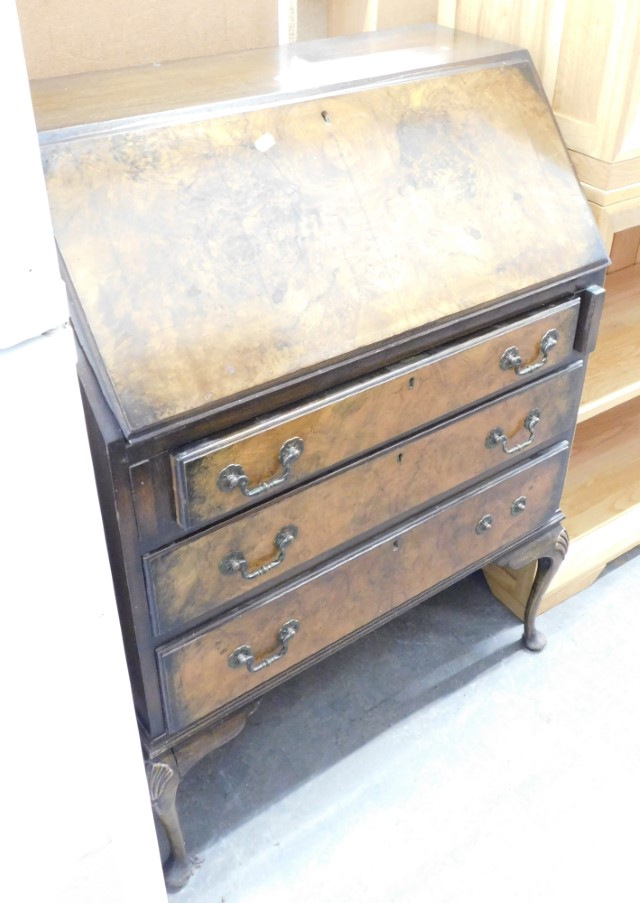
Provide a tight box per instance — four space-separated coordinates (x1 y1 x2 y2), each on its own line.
33 25 607 889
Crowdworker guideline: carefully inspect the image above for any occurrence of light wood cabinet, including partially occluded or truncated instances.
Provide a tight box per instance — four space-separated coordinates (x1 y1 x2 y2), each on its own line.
326 0 640 243
438 0 640 249
436 0 640 613
486 233 640 618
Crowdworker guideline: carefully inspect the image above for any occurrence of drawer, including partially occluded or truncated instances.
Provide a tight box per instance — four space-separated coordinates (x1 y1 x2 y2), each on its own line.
148 363 583 634
171 297 580 529
158 443 569 732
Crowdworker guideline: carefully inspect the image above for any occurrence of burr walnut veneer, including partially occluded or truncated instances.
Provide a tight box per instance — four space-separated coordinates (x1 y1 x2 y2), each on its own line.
34 26 607 889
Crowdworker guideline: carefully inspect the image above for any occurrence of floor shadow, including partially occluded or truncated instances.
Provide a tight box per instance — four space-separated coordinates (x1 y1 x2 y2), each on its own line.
601 543 640 575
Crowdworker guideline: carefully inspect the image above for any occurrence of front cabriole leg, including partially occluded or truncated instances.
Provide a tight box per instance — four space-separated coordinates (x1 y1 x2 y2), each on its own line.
146 756 192 891
522 527 569 651
495 524 569 652
146 702 259 891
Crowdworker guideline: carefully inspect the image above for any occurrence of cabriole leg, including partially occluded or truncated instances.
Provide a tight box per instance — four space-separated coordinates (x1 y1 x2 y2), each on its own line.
495 524 569 652
146 703 259 891
146 756 192 891
522 528 569 651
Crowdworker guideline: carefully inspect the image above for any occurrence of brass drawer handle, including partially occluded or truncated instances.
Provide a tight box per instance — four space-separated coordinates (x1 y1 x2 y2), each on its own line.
500 328 559 376
220 525 299 581
485 408 541 455
228 619 300 673
217 438 304 497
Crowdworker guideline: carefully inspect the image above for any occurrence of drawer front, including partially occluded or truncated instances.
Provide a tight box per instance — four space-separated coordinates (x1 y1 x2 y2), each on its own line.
149 364 583 633
172 297 580 528
158 444 568 732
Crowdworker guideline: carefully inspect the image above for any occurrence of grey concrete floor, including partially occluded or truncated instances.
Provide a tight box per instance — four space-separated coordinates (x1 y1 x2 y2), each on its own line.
167 547 640 903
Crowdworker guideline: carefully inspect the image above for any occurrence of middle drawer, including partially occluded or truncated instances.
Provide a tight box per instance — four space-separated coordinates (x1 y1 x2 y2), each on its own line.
145 362 582 634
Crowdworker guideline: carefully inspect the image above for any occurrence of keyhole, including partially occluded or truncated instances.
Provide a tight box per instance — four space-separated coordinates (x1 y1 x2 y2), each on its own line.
321 110 331 123
392 539 400 551
408 377 415 390
397 453 403 464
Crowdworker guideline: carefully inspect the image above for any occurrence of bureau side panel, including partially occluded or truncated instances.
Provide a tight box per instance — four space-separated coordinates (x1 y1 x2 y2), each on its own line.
78 358 166 738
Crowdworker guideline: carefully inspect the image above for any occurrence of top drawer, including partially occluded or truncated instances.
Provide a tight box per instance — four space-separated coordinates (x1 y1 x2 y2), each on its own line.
172 297 580 528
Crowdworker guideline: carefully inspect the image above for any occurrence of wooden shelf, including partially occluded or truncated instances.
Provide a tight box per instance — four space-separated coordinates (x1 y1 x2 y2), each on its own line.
564 395 640 537
485 395 640 619
578 264 640 423
535 395 640 612
485 243 640 621
446 0 640 620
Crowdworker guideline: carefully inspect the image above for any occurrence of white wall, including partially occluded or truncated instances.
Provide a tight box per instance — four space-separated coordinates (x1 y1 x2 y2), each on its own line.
1 2 166 900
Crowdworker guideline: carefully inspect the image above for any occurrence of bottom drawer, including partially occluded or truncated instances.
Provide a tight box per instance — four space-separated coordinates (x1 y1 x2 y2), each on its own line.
158 444 568 732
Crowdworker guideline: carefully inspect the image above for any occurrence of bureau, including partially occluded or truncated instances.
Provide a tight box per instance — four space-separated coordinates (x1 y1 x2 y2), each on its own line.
34 25 607 890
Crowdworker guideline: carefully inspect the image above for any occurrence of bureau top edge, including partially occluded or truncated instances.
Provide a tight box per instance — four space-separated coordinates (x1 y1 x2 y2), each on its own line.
32 25 524 140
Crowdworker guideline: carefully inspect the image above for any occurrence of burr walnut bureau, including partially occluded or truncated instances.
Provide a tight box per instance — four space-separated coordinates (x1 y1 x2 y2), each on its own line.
33 26 607 889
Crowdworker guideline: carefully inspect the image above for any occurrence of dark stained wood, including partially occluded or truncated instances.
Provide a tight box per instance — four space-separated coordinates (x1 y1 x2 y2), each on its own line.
158 445 568 732
40 52 605 437
496 524 570 651
145 755 190 891
129 460 158 538
148 363 583 633
574 283 607 354
77 348 166 738
172 298 581 528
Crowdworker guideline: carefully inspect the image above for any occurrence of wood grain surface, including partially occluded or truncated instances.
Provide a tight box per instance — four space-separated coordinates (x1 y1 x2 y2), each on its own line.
41 56 604 435
172 298 580 527
149 362 583 632
157 444 568 731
